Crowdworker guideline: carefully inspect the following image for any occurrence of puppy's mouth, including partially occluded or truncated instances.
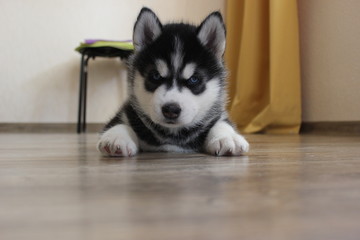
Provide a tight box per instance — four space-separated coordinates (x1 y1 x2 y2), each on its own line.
164 119 177 124
159 118 184 128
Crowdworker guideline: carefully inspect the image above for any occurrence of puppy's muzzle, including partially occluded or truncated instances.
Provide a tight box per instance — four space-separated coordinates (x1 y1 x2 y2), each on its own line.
162 103 181 120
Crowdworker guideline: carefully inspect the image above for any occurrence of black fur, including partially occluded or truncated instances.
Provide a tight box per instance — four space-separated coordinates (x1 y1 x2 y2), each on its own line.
133 23 225 95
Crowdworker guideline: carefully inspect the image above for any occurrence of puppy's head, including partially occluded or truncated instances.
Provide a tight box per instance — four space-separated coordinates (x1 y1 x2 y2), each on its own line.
130 8 226 128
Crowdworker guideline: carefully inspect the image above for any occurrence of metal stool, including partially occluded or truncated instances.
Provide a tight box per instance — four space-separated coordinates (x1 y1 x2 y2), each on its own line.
76 44 133 133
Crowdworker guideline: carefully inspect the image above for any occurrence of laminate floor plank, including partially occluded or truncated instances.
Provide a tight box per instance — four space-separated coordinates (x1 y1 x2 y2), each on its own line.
0 134 360 240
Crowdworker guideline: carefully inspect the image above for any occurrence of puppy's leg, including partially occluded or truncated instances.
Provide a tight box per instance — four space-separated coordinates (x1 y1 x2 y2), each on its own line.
205 121 249 156
97 124 139 157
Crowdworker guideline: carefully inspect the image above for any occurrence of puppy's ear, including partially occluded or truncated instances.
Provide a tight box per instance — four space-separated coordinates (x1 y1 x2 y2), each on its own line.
197 12 226 58
133 7 162 51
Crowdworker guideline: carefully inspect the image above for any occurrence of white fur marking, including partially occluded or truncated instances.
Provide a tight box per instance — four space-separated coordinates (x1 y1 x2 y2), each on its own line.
97 125 139 157
151 80 220 128
133 71 222 132
171 37 184 73
181 63 196 79
205 121 249 156
133 72 154 118
156 59 169 77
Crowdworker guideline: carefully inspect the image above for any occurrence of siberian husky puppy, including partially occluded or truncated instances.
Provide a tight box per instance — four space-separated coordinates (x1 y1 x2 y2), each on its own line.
97 7 249 157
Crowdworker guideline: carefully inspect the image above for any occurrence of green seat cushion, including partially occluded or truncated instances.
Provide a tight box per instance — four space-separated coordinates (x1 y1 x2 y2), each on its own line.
75 40 134 52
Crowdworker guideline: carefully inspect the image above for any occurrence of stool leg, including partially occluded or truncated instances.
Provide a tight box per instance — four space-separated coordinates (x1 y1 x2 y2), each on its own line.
77 54 85 134
82 56 90 132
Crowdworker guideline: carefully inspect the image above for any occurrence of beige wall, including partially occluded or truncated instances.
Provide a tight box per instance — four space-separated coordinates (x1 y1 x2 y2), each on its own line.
298 0 360 122
0 0 225 123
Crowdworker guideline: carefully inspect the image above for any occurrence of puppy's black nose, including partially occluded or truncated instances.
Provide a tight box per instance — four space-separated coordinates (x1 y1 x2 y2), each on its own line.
162 103 181 120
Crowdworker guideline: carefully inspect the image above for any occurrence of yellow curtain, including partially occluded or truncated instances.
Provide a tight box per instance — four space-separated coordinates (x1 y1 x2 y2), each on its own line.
225 0 301 134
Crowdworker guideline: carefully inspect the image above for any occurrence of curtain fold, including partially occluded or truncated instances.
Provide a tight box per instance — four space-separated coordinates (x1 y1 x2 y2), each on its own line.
225 0 301 134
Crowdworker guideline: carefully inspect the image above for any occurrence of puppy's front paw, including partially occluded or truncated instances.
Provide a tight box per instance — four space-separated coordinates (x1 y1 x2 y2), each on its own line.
97 125 139 157
205 121 249 156
206 133 249 156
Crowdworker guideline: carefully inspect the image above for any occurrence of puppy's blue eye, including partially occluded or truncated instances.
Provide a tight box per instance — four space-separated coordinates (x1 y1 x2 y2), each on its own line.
150 71 162 81
187 76 200 85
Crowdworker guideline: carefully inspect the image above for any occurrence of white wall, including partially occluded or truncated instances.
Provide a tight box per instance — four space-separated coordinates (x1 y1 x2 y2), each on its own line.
0 0 225 123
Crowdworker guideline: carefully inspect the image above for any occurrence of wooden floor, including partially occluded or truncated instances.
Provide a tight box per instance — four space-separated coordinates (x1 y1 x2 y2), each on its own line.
1 133 360 240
